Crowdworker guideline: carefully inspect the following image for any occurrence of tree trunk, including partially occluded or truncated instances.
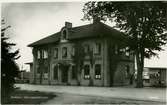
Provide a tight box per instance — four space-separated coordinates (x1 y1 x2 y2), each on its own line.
136 49 144 88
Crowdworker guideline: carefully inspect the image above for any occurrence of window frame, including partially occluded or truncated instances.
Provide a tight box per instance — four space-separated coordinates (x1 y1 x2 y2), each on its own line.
62 47 67 58
125 65 130 78
43 50 48 59
95 42 101 55
84 44 90 54
54 48 58 59
95 64 101 79
125 47 130 57
84 64 90 79
37 50 40 59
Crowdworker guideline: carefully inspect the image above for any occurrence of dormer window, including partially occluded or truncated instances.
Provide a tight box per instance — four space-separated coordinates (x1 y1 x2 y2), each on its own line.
60 22 72 42
62 29 67 40
61 28 68 42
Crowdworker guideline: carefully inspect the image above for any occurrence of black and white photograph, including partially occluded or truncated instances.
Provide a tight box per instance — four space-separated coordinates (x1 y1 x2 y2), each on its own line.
1 1 167 105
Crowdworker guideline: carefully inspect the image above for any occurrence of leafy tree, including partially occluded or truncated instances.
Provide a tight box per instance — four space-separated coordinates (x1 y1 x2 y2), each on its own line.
1 19 20 103
83 1 167 87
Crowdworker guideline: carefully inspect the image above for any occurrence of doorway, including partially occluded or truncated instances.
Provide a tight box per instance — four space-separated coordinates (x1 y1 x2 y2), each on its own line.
61 65 69 83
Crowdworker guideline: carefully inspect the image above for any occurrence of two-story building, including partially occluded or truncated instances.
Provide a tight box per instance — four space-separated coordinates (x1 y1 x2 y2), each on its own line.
28 19 135 87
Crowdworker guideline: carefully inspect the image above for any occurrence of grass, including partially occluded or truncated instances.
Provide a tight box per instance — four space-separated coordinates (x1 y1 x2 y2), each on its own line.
7 89 56 104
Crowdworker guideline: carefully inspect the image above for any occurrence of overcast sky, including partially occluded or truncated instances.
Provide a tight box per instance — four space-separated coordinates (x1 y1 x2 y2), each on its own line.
1 2 167 71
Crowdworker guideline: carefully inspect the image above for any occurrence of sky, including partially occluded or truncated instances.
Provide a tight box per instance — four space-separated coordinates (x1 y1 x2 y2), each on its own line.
1 2 167 71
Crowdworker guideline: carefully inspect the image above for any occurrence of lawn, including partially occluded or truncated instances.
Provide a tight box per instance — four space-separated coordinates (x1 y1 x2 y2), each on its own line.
6 89 56 104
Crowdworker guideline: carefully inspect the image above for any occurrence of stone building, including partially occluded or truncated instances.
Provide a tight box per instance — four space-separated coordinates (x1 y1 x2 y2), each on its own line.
28 20 135 87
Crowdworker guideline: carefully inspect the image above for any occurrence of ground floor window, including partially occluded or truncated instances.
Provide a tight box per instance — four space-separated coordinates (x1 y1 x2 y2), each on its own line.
125 65 130 78
71 65 77 79
84 65 90 79
44 66 48 73
53 65 58 80
95 64 101 79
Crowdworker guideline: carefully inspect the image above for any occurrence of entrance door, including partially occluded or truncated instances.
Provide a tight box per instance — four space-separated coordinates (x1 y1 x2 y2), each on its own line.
61 65 69 83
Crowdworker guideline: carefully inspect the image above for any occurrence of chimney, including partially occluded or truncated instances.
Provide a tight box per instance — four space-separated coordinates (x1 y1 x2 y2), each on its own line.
65 22 72 28
93 16 101 23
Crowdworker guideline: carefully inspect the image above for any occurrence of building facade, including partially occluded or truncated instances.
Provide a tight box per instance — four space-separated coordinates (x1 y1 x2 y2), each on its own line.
28 21 135 87
143 67 167 87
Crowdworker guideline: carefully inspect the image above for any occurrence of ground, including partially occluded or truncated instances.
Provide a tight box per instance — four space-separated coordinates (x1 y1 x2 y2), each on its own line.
8 89 56 104
15 84 166 105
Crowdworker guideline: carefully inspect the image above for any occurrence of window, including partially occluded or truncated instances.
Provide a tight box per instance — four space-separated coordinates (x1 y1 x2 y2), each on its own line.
44 73 48 79
125 47 130 56
37 50 40 59
115 45 118 54
125 65 130 78
119 48 126 53
43 50 48 59
95 43 101 54
95 64 101 79
71 65 77 79
62 30 67 40
62 47 67 58
84 45 90 53
71 47 75 56
84 65 90 79
53 65 58 80
44 66 48 73
54 48 58 58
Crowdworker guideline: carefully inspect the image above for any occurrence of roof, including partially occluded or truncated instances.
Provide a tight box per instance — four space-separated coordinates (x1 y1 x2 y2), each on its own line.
144 67 167 70
28 22 126 47
25 62 33 65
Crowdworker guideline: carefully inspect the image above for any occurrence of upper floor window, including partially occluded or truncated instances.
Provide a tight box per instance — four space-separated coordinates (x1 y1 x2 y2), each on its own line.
37 50 40 59
114 45 118 54
54 48 58 58
125 65 130 78
125 47 130 57
62 47 67 58
71 47 75 56
84 65 90 79
95 64 101 79
95 43 101 54
43 50 48 59
119 47 130 57
119 48 126 53
84 44 90 54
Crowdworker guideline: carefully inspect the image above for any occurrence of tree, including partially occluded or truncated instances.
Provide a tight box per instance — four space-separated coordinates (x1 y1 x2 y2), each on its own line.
1 19 20 103
83 1 167 87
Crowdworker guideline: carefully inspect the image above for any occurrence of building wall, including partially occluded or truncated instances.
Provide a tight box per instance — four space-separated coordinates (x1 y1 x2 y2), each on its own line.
113 61 134 86
32 37 135 87
29 64 34 84
149 68 167 86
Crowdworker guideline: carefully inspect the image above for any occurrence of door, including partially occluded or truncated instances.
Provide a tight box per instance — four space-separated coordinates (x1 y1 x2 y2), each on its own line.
61 65 69 83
